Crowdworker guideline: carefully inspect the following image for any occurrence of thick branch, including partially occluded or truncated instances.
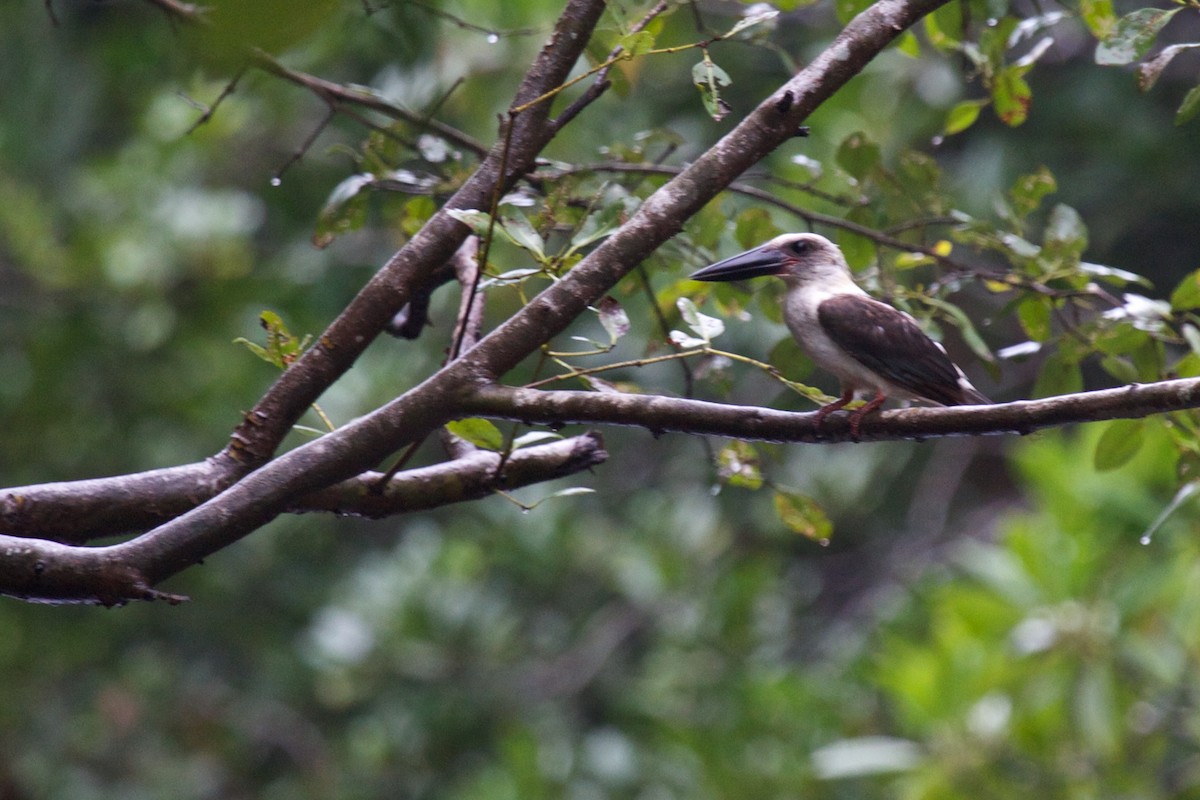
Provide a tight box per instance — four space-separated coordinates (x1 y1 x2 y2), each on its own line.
461 380 1200 443
0 434 605 604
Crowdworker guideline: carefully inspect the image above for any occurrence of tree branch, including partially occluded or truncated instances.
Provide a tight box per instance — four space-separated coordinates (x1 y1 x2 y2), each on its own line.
0 432 605 545
461 379 1200 443
0 0 952 605
0 433 606 604
295 432 606 517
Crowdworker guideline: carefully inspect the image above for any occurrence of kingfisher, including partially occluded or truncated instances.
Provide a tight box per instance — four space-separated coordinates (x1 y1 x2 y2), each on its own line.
689 232 990 438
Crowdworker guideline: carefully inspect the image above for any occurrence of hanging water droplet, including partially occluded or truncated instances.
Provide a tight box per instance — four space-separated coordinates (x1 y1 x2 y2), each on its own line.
1139 534 1152 545
930 135 944 147
486 32 500 44
270 176 282 187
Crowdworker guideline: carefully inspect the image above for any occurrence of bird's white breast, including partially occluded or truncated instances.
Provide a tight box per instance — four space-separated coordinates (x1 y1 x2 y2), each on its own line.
781 283 917 399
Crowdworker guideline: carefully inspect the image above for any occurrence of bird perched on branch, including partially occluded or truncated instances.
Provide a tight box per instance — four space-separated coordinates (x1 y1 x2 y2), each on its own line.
689 232 990 438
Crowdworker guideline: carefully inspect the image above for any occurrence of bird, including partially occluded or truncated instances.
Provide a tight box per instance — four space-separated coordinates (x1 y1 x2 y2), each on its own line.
689 232 990 438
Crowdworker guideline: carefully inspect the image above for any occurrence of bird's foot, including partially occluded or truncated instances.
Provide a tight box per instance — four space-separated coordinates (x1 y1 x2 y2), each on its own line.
846 392 888 441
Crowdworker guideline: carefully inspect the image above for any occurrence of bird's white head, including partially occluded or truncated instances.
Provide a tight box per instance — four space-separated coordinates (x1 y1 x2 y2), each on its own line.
689 233 854 290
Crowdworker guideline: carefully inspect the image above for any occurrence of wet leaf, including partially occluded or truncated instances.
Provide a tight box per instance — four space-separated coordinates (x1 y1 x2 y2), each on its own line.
718 441 763 489
677 297 725 342
1175 84 1200 126
773 490 832 543
734 207 777 250
1010 166 1057 219
692 56 732 121
1095 7 1180 66
1137 43 1200 91
618 30 655 57
447 418 505 451
725 9 778 38
1170 269 1200 311
1093 418 1145 471
993 65 1032 127
597 296 631 343
944 99 989 135
503 214 546 260
313 173 373 247
1080 0 1117 39
446 208 494 237
836 132 881 180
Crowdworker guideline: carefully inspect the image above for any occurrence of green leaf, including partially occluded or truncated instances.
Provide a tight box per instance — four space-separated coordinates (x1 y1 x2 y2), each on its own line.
617 30 655 57
836 132 881 180
1170 269 1200 310
1093 418 1146 471
1175 84 1200 126
924 5 962 51
446 418 505 451
944 99 989 136
923 296 995 365
717 441 763 490
1042 204 1088 268
896 30 921 58
1032 351 1083 398
503 214 546 260
992 65 1032 127
1080 0 1117 40
237 310 310 369
446 207 494 237
837 229 875 272
773 490 832 544
1017 296 1052 341
692 56 732 121
768 335 813 382
734 207 778 250
834 0 874 24
1095 7 1181 66
1009 166 1057 219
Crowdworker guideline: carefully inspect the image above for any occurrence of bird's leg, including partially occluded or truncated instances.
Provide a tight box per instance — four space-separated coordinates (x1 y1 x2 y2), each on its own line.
814 390 855 427
847 391 888 440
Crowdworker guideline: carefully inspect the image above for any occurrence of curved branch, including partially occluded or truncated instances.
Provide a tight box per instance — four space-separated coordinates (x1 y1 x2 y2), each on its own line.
461 379 1200 443
295 432 606 516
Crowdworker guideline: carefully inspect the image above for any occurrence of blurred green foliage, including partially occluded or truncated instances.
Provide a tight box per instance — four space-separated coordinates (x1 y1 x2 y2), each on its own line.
4 0 1200 796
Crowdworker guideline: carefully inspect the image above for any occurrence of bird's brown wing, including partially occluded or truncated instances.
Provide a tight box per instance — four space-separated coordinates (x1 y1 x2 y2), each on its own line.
816 294 975 405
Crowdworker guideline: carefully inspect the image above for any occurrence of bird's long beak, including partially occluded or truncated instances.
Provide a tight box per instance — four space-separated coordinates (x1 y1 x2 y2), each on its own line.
689 246 785 282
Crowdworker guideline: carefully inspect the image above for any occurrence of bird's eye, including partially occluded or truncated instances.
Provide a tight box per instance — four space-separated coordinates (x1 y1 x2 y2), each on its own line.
788 239 811 255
